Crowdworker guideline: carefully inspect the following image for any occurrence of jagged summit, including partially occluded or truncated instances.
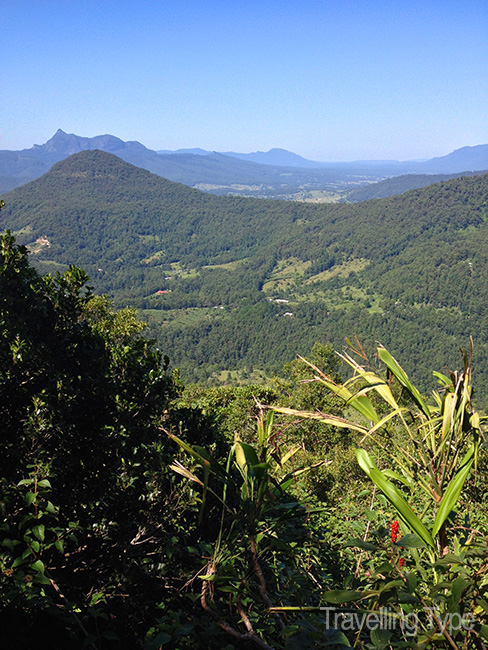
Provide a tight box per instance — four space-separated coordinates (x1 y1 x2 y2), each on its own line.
34 129 146 155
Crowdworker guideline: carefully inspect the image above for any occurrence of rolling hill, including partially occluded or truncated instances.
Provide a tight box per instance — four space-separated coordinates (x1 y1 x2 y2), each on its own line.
2 150 488 397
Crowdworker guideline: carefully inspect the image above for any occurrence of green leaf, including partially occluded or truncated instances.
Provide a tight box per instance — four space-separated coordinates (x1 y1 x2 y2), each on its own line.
394 534 426 548
382 470 412 486
30 540 40 554
406 572 417 593
1 538 18 552
432 445 474 538
32 524 45 542
321 589 372 603
37 479 51 489
356 449 434 548
25 492 36 506
480 625 488 641
377 347 430 417
17 479 33 487
345 538 378 551
198 574 216 581
90 591 106 606
30 559 45 574
370 628 392 650
475 599 488 613
434 554 465 567
449 577 469 613
166 432 226 477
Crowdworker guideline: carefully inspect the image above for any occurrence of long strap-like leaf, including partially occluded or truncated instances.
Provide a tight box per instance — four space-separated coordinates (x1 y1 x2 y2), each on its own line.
356 449 435 548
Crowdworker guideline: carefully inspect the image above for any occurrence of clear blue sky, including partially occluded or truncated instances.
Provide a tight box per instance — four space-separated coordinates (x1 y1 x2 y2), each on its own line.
2 0 487 161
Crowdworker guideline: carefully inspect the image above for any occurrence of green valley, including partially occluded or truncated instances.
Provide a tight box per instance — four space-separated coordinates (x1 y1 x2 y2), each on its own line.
1 150 488 398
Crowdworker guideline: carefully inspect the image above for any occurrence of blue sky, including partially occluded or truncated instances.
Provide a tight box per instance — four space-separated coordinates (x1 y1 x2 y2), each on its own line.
2 0 487 160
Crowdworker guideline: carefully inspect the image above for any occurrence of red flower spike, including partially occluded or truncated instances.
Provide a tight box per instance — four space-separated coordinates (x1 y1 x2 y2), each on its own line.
391 520 404 568
391 520 399 543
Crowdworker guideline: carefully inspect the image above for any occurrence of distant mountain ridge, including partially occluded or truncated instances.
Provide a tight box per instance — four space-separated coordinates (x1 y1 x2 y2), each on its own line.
1 129 488 197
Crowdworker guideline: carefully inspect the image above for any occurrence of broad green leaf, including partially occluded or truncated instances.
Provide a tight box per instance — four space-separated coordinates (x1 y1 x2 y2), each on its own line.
432 445 474 538
25 492 36 506
377 347 430 417
370 627 392 650
30 540 40 554
31 559 45 574
356 448 375 474
480 625 488 641
236 442 260 469
32 524 45 542
394 534 426 548
434 554 465 567
406 572 417 593
449 577 469 614
369 467 434 548
37 479 51 489
356 449 434 548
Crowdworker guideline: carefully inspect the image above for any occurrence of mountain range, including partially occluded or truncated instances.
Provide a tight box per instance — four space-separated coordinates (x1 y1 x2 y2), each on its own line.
2 149 488 397
1 130 487 200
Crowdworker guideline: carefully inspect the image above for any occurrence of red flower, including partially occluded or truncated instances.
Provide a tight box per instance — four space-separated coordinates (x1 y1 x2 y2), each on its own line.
391 520 405 568
391 520 399 543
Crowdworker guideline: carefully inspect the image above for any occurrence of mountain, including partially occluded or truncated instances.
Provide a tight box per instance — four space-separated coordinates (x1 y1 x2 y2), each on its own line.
0 150 315 280
2 130 488 200
2 149 488 398
419 145 488 173
345 170 488 202
0 130 383 197
222 148 325 168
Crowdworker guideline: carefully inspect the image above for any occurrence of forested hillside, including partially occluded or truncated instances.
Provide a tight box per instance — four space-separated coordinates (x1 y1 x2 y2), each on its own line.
345 170 487 202
2 151 488 399
1 230 487 649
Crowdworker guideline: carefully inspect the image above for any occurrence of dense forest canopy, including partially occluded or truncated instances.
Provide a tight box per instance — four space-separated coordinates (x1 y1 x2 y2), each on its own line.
1 228 487 649
2 151 488 400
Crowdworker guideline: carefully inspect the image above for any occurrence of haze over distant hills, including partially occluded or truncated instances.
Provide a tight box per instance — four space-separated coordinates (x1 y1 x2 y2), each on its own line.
1 129 487 199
